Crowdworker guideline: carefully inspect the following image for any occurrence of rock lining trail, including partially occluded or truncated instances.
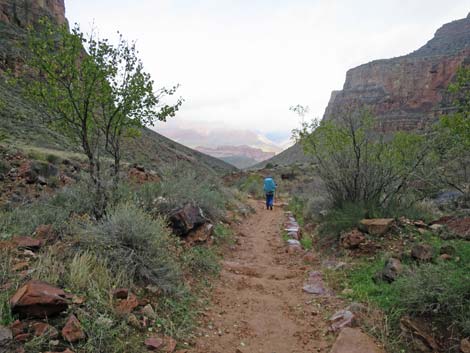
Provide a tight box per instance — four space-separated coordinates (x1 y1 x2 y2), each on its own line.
191 200 338 353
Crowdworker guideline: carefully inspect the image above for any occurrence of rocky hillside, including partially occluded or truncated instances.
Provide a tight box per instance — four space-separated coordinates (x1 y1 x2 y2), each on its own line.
253 143 313 169
324 13 470 131
195 145 275 168
0 0 236 176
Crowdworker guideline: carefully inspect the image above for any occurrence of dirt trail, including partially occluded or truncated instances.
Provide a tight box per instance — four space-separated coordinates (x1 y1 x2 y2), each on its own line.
191 200 336 353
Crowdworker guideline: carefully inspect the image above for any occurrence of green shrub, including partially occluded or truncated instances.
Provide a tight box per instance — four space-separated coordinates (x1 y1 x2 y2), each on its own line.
319 202 367 237
85 203 182 294
213 223 233 245
0 159 10 174
158 168 226 221
300 236 313 250
46 153 60 164
395 261 470 335
238 174 264 199
0 180 95 236
47 175 60 188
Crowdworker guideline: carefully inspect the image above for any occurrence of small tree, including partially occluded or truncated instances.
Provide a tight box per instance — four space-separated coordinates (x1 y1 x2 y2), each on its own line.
434 66 470 195
294 104 429 208
20 20 182 217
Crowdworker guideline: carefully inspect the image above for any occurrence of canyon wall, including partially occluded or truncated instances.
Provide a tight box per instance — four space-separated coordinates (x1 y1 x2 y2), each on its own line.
323 13 470 131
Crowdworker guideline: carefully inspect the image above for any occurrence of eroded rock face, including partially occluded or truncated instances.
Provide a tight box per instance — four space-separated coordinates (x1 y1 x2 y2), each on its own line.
323 15 470 132
0 0 66 26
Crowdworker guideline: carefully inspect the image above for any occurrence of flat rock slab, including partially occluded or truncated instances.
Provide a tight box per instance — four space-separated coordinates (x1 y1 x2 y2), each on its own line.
359 219 394 236
330 328 384 353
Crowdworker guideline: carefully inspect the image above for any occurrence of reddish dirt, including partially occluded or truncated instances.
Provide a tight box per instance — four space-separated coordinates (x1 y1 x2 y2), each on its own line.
191 200 341 353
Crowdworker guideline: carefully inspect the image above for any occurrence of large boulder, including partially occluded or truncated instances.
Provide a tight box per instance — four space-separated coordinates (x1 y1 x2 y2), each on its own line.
10 281 68 318
340 229 366 249
169 204 207 236
359 219 394 236
411 243 434 262
329 327 384 353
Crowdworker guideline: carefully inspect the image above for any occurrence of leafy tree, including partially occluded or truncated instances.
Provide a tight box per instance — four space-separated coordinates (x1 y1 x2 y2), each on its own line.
293 103 429 208
19 20 182 217
433 66 470 195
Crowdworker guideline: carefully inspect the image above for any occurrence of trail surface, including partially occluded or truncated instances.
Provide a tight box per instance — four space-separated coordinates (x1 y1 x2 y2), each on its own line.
191 200 336 353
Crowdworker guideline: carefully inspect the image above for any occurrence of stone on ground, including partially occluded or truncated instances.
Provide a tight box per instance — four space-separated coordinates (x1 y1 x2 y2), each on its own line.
359 219 394 236
379 258 402 283
411 243 434 261
169 204 207 236
329 327 384 353
10 280 68 318
340 229 366 249
61 314 85 343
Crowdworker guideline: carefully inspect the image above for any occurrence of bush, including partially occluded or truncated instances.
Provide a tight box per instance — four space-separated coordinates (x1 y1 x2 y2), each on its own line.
0 179 95 236
238 174 264 199
158 167 227 221
85 203 182 294
213 223 234 245
319 202 367 237
46 153 60 164
395 261 470 335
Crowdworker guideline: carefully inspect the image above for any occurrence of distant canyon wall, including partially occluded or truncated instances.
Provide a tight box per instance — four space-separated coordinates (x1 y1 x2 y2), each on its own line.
323 13 470 131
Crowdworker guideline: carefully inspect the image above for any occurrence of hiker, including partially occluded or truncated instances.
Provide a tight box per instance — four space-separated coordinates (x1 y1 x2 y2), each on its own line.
263 176 277 210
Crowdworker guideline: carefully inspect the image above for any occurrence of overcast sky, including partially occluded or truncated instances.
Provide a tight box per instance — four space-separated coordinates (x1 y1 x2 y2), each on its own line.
66 1 469 144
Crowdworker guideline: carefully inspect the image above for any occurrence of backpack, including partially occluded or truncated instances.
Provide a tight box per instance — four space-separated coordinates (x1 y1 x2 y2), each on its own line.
263 177 276 193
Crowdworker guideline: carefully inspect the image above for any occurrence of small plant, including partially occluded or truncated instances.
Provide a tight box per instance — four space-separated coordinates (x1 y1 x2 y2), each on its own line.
47 175 60 188
300 236 313 250
213 223 233 245
183 246 220 276
46 153 60 164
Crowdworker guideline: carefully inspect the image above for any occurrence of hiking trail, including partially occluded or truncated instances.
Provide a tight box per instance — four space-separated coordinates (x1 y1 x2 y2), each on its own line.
190 200 339 353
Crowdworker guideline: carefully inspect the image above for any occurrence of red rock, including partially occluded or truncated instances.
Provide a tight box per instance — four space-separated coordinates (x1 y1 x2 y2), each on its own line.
34 224 54 239
12 236 42 250
14 332 31 342
10 281 68 318
113 288 129 299
61 314 85 343
439 254 452 261
145 336 164 350
340 229 366 249
10 320 25 336
164 336 177 352
330 327 384 353
32 322 59 338
116 293 139 315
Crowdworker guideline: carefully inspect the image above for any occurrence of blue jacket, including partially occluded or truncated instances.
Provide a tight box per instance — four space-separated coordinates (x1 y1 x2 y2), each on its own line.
263 177 277 193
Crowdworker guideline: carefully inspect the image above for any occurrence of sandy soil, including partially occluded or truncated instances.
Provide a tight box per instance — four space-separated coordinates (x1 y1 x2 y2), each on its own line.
190 200 340 353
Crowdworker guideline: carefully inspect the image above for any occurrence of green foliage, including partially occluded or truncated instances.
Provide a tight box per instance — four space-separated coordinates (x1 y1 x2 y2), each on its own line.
395 261 470 335
0 159 10 174
300 236 313 250
238 174 264 199
213 223 234 245
183 246 220 277
294 106 429 208
20 19 182 217
319 202 368 237
46 153 60 164
0 180 95 236
158 167 227 221
288 196 305 226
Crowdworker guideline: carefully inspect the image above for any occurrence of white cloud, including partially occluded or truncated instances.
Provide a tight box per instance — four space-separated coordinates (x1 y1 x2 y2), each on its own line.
66 0 469 138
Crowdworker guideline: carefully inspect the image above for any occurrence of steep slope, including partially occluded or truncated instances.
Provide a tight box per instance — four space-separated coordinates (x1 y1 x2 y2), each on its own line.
253 143 313 169
324 13 470 131
0 0 236 175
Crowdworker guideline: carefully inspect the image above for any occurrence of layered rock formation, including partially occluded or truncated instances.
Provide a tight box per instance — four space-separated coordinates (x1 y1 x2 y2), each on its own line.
0 0 66 72
324 13 470 131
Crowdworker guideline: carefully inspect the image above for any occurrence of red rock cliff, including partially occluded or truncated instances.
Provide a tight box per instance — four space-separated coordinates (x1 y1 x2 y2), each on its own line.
323 14 470 131
0 0 66 26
